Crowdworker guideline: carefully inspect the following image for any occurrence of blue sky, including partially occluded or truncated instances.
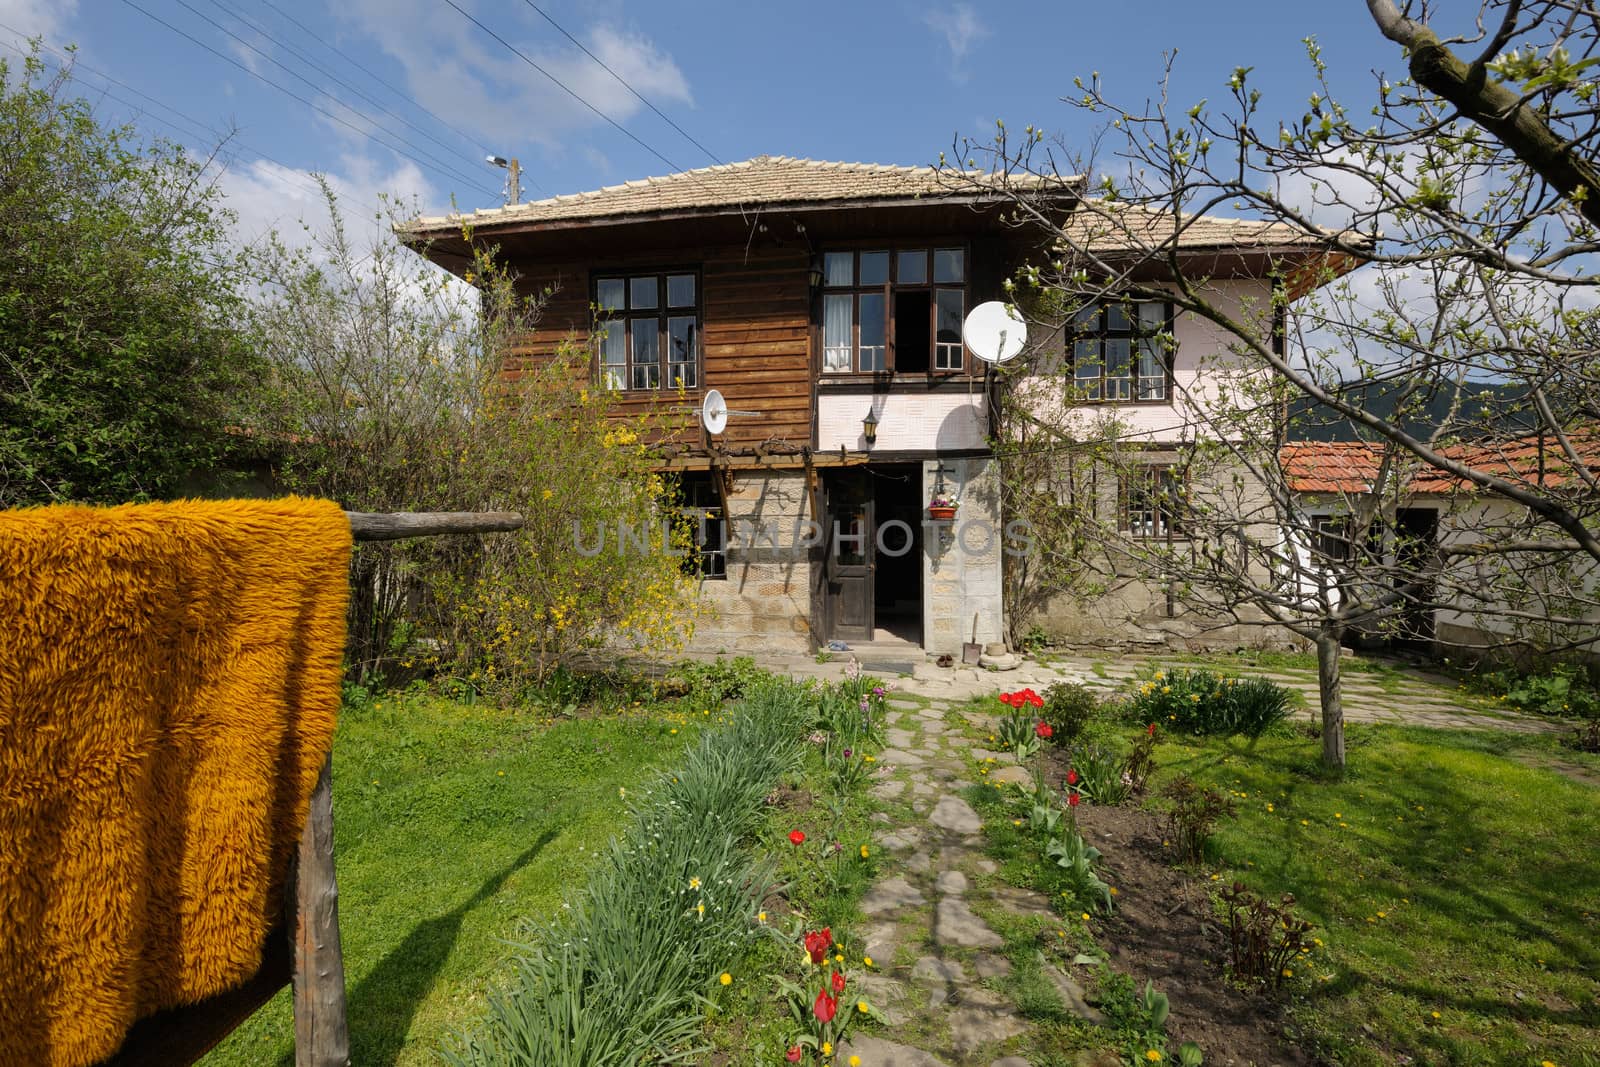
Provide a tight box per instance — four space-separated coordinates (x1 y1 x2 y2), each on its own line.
2 0 1412 241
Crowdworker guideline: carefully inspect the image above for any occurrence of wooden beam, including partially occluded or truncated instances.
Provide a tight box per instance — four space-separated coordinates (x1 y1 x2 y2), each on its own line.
293 757 349 1067
346 511 524 541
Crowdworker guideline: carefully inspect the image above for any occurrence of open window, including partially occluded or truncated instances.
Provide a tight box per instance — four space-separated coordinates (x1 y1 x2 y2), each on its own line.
676 473 726 580
821 246 967 375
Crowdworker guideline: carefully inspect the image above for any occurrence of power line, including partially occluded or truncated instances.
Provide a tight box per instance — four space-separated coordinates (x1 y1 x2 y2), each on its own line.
167 0 500 197
203 0 537 191
0 30 389 222
118 0 501 199
438 0 684 176
515 0 722 167
253 0 499 159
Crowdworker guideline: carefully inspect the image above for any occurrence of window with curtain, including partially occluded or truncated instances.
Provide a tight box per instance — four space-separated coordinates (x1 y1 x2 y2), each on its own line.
594 271 700 390
820 246 966 374
1072 299 1173 402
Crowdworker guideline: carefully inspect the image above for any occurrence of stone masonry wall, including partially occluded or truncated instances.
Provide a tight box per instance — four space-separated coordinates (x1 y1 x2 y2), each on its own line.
686 470 815 654
923 457 1006 656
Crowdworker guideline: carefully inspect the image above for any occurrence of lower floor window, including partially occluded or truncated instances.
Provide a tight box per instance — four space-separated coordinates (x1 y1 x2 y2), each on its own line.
1121 465 1184 539
678 473 726 580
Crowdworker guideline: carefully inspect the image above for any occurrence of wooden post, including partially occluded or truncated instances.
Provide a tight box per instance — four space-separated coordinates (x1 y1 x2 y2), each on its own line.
293 756 349 1067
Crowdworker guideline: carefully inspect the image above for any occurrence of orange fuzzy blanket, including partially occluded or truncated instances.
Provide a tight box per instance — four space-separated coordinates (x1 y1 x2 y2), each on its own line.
0 498 351 1067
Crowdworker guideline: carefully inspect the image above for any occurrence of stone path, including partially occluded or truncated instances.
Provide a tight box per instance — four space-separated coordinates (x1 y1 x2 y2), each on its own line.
679 648 1557 734
839 697 1105 1065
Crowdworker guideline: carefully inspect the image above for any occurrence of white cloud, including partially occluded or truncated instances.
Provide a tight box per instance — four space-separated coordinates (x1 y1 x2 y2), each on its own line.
335 0 693 171
923 3 988 68
0 0 77 41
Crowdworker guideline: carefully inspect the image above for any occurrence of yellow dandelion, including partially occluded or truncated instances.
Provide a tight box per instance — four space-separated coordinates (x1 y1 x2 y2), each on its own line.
757 911 767 923
835 952 844 963
1430 1011 1441 1020
1146 1052 1163 1063
863 956 873 967
851 1058 862 1067
821 1042 832 1056
1082 912 1091 921
860 844 870 858
856 1000 868 1014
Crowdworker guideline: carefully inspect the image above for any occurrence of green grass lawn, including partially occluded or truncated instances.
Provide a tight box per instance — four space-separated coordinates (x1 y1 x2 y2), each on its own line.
202 692 699 1066
1157 724 1600 1066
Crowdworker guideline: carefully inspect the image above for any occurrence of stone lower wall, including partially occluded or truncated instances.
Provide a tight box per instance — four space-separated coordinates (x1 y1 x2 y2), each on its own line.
923 456 1007 656
686 470 815 655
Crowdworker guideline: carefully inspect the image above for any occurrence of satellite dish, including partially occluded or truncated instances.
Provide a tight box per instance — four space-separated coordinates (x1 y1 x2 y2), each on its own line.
701 388 728 435
964 301 1027 364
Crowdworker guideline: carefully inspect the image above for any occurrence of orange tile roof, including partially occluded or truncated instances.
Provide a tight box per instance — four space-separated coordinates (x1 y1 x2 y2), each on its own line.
1283 434 1600 494
402 155 1080 235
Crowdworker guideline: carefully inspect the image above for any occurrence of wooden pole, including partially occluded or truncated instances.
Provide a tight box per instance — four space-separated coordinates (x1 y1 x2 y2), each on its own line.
289 510 526 1066
293 757 348 1067
345 510 524 541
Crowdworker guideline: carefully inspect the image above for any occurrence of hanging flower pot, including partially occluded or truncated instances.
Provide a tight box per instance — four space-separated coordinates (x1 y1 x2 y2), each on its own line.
927 497 959 522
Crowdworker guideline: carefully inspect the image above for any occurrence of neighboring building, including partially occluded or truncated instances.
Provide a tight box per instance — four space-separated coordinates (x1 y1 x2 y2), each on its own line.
1282 439 1600 660
401 155 1344 656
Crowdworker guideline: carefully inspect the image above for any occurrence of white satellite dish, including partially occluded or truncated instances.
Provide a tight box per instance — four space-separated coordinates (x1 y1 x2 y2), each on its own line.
963 301 1028 364
701 388 728 435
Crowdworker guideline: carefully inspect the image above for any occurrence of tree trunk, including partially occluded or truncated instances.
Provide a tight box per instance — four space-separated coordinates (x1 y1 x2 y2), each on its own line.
1316 626 1345 770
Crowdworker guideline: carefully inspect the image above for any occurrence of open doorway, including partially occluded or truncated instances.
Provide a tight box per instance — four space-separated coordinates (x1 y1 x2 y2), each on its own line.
818 465 923 647
870 464 922 644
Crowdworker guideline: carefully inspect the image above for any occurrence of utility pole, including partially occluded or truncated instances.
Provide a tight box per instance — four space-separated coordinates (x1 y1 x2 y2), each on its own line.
486 155 521 205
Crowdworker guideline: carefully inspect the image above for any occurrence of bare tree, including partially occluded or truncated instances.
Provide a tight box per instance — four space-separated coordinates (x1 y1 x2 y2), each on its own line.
939 4 1600 765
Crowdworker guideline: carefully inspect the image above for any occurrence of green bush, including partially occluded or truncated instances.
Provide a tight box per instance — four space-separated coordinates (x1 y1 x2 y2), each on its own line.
1125 668 1293 739
1041 682 1099 746
1477 663 1600 719
445 680 813 1067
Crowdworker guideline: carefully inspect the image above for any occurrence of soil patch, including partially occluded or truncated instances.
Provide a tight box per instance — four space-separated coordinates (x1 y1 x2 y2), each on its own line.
1074 799 1314 1066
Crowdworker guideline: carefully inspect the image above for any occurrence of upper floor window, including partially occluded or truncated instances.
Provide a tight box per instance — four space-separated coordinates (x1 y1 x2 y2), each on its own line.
822 246 967 375
595 271 700 391
1071 300 1172 402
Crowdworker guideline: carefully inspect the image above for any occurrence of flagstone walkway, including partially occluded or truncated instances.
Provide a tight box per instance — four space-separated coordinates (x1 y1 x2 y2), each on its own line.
688 648 1557 735
838 695 1108 1066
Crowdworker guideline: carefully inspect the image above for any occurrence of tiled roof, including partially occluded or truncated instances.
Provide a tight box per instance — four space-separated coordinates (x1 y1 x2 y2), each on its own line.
1061 199 1351 252
402 155 1078 235
1282 435 1600 494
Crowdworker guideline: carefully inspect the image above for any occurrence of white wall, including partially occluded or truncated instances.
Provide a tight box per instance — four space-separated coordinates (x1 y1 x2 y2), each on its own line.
817 390 988 453
1018 278 1277 444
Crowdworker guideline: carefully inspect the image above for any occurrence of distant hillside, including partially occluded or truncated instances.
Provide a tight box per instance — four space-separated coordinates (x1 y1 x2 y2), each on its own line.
1288 379 1536 442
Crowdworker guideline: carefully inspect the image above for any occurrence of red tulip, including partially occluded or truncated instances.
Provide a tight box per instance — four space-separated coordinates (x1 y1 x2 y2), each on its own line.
1068 791 1081 807
831 969 846 994
813 988 838 1023
1067 768 1079 786
785 1048 802 1063
789 829 806 846
1025 689 1044 707
804 928 832 964
1147 722 1157 737
999 692 1017 707
1035 722 1053 739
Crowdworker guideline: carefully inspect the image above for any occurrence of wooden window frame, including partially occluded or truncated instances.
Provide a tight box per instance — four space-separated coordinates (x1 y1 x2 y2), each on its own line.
593 269 702 392
1119 463 1186 540
820 244 969 378
677 472 727 581
1070 299 1175 405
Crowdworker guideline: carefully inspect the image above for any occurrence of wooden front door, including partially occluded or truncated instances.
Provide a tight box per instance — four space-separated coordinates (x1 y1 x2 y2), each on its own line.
825 471 874 642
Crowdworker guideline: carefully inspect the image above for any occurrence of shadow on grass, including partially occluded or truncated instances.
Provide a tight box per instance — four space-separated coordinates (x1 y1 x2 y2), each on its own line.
299 830 558 1067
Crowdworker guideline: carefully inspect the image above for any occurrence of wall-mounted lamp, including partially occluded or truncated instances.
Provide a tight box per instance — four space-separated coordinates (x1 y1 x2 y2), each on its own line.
862 408 879 446
808 264 826 290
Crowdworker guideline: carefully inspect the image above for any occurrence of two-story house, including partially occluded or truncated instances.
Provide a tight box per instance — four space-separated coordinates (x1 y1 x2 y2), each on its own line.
401 155 1338 656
